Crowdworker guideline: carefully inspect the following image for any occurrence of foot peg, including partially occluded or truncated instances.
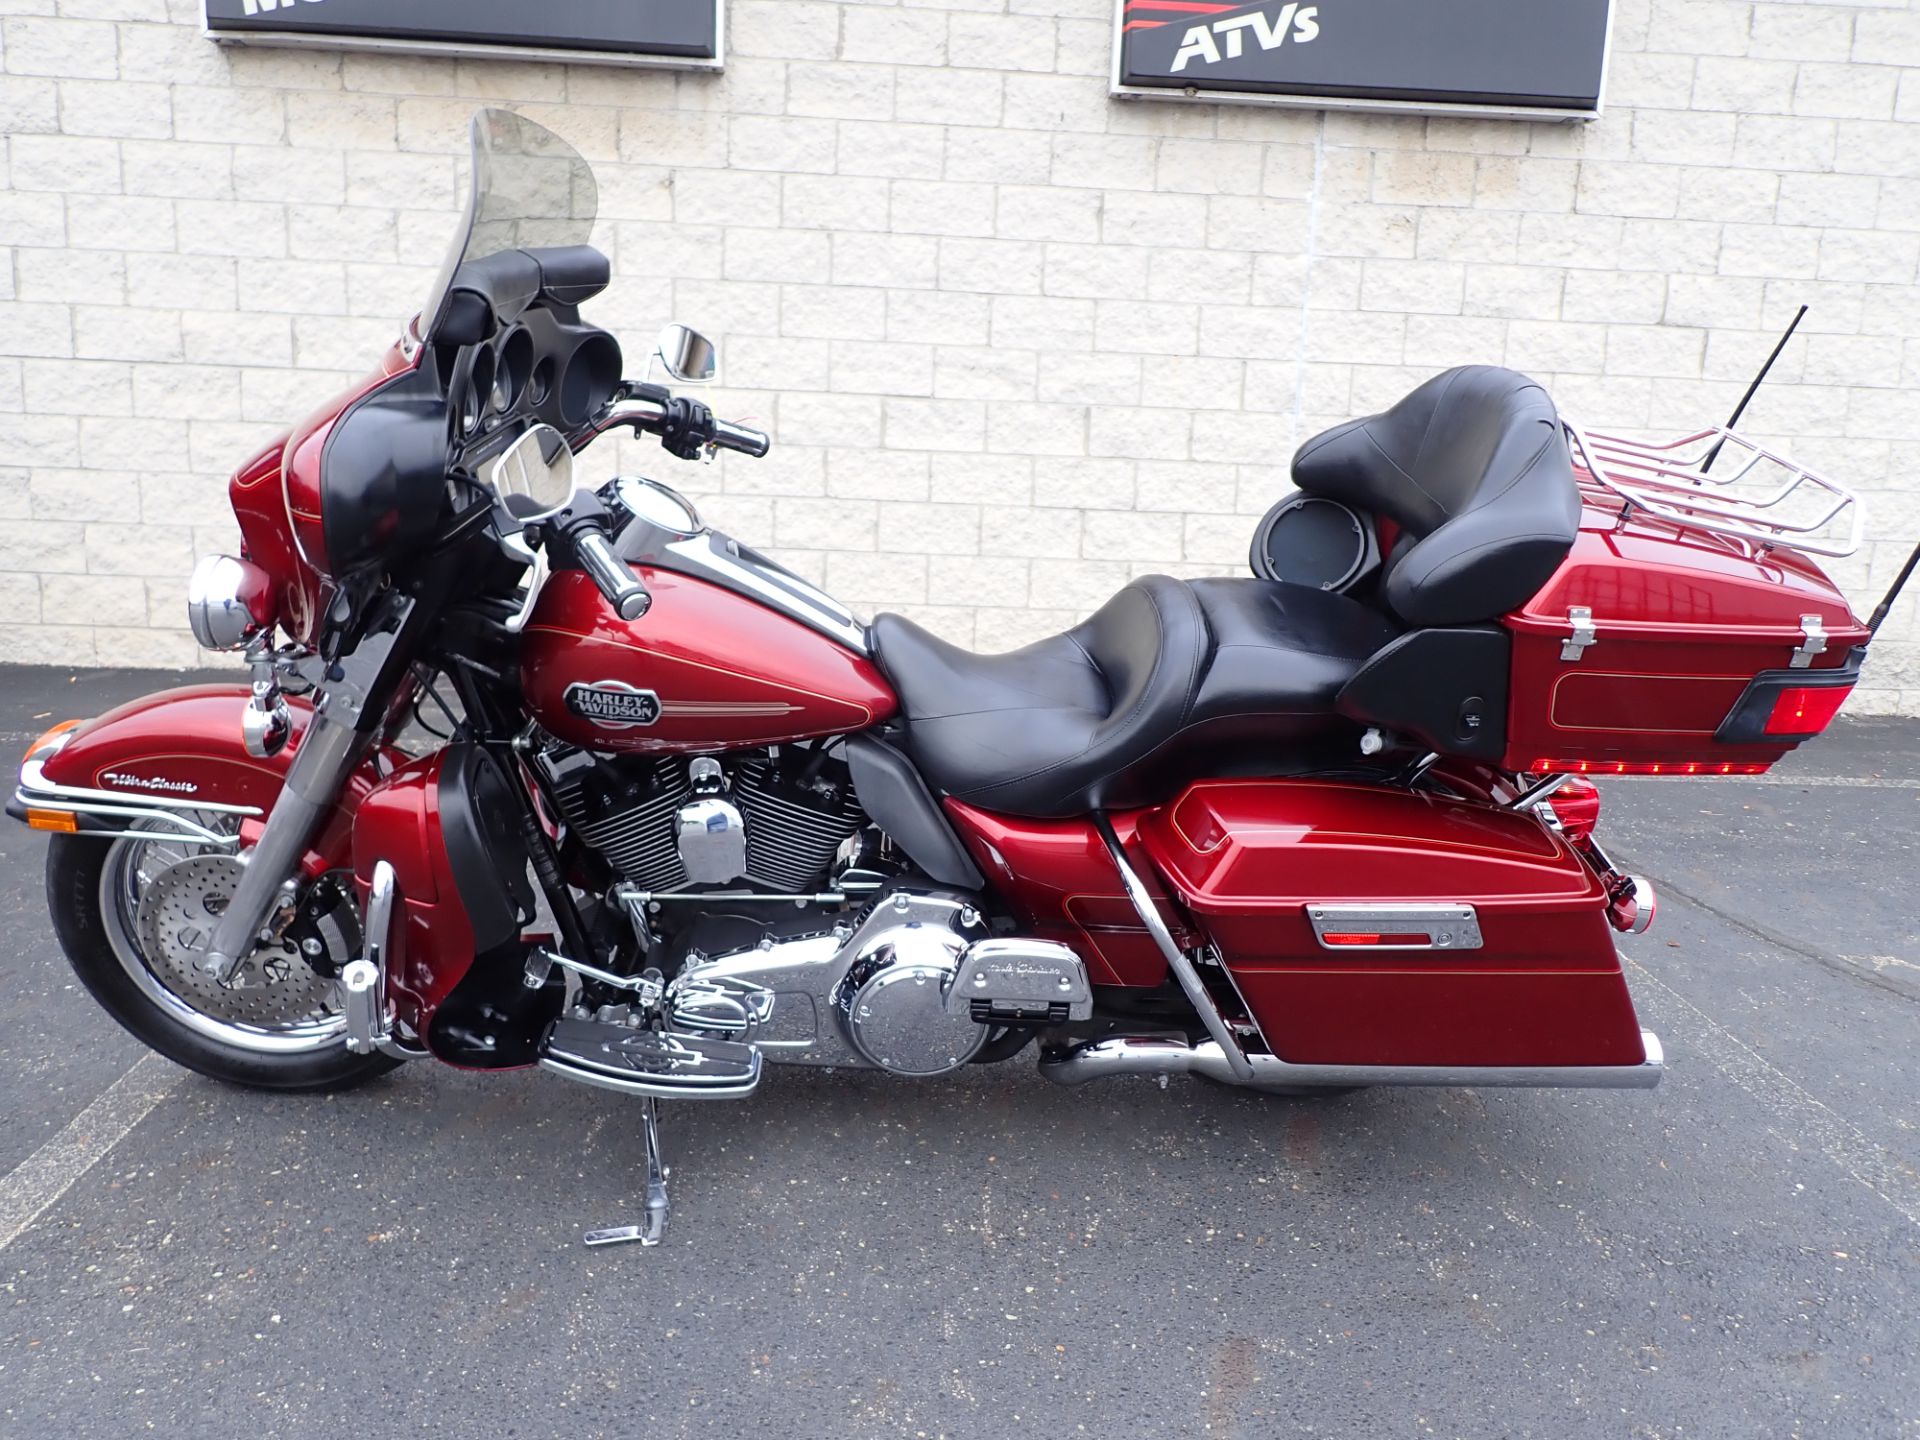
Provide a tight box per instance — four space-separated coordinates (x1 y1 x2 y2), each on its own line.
539 1016 763 1099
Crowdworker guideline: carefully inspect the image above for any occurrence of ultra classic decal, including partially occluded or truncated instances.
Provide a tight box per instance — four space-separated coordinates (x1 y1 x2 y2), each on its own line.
204 0 722 69
1115 0 1612 119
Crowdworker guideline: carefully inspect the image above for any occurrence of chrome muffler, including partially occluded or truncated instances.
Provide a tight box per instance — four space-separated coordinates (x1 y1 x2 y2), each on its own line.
1038 1031 1666 1092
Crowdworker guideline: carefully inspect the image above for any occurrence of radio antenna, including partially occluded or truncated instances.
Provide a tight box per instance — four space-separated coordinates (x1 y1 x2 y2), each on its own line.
1867 538 1920 638
1703 303 1807 473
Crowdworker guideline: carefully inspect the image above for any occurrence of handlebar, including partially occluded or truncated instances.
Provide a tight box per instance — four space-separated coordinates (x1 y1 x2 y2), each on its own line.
580 387 770 461
573 528 652 621
711 416 771 458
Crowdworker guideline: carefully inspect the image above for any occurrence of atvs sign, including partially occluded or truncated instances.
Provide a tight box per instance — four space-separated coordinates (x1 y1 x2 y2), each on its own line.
1113 0 1612 120
203 0 723 70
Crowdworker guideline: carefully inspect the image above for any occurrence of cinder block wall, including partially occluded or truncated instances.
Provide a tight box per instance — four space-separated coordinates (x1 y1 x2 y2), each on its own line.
2 0 1917 710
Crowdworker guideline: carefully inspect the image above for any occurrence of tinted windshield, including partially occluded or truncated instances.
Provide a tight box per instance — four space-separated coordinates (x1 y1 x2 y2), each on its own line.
419 109 599 343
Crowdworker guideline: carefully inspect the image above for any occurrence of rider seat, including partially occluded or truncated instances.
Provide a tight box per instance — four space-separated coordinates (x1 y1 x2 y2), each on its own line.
871 576 1398 818
871 365 1580 818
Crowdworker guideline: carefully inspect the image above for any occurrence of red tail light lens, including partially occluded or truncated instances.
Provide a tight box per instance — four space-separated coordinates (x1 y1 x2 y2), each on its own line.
1762 683 1852 737
1546 776 1601 837
1321 931 1432 947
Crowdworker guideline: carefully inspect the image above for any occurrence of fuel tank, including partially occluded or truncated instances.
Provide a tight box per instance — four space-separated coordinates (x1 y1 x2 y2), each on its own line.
520 567 898 753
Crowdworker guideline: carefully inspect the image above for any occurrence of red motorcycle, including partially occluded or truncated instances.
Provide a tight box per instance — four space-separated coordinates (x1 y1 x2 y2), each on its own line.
12 112 1911 1247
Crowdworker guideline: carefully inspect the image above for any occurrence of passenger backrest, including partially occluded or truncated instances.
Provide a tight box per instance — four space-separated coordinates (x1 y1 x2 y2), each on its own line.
1291 366 1580 627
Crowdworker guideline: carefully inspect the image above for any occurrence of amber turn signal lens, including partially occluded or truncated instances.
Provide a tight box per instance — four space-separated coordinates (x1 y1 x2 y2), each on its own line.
21 718 82 765
25 809 79 834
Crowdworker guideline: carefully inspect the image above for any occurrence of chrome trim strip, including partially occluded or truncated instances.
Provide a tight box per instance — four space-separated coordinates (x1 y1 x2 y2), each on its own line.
1094 814 1256 1084
18 759 265 818
1040 1030 1666 1092
611 521 869 656
536 1051 762 1102
660 533 869 654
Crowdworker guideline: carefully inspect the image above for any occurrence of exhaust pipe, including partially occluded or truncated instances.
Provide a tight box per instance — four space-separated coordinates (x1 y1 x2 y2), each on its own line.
1039 1032 1665 1092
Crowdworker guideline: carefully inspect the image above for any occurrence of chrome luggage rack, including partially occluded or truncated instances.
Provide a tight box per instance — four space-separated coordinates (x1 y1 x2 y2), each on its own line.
1561 419 1864 559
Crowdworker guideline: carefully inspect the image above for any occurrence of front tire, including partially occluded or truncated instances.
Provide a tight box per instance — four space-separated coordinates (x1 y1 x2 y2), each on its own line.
47 833 399 1093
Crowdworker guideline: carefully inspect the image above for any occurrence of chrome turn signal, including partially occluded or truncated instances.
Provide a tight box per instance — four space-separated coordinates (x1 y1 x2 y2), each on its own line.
187 554 276 651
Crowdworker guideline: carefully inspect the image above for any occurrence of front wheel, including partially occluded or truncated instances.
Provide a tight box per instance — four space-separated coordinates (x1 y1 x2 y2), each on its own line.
46 829 400 1093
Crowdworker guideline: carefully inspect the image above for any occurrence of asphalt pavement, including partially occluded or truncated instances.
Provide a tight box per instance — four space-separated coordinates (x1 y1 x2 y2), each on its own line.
0 666 1915 1439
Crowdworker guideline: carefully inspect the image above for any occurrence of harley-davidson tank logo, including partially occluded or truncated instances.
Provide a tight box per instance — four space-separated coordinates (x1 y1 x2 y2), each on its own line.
564 681 662 730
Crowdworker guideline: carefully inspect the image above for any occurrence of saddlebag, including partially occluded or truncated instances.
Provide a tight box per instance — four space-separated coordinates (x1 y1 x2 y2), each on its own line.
1138 778 1649 1069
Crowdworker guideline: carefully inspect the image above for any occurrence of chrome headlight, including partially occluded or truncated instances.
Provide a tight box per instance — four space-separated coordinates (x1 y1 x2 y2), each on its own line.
186 555 274 651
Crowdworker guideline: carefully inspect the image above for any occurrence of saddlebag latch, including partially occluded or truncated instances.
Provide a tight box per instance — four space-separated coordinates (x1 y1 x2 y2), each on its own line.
1561 606 1597 662
1790 614 1827 669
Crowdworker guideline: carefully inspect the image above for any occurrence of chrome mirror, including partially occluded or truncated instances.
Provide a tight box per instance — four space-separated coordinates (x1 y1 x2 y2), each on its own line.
486 423 575 520
654 324 718 386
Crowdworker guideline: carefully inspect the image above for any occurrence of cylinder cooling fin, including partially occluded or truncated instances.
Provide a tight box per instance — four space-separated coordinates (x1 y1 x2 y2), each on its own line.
539 742 865 895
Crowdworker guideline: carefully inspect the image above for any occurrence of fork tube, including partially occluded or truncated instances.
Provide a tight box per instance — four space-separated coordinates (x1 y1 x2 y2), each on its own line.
196 706 366 982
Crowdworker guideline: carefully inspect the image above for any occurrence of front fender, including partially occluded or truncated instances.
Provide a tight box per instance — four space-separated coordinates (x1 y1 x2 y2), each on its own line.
11 684 393 875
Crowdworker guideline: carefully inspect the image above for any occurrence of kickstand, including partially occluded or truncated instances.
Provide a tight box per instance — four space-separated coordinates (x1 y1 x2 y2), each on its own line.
583 1095 671 1248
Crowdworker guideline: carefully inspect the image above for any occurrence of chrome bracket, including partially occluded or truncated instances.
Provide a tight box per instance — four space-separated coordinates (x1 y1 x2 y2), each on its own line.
1790 614 1827 669
1094 815 1256 1084
1561 606 1597 662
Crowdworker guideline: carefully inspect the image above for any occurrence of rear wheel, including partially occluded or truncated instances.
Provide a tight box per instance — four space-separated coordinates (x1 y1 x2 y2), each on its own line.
46 825 399 1093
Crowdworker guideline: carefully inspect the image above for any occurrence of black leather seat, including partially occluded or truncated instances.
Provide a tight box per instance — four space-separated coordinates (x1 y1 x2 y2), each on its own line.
871 576 1398 818
1293 365 1579 627
871 366 1577 818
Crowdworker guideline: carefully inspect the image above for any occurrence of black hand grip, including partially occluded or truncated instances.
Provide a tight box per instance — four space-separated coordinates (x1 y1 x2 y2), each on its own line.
574 529 651 621
711 417 771 458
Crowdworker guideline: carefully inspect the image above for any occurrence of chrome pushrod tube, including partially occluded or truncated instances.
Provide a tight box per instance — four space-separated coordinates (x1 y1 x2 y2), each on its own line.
196 705 366 983
1093 814 1256 1084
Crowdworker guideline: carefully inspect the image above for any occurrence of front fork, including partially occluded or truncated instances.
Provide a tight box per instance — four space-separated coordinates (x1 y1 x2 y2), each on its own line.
196 705 368 981
197 599 423 983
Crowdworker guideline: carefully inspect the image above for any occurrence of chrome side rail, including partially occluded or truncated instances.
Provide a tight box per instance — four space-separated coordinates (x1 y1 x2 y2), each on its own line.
1040 1030 1666 1092
13 758 260 847
1094 814 1256 1084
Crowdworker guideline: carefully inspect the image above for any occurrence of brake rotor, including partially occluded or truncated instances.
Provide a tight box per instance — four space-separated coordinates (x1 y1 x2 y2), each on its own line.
134 854 339 1030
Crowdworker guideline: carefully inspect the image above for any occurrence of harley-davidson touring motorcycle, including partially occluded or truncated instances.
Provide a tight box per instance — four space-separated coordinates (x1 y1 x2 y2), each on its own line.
13 112 1914 1247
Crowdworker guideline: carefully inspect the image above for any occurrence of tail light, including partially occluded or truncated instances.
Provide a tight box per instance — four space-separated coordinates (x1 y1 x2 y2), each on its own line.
1545 777 1601 838
1530 758 1771 776
1761 683 1852 737
1608 876 1657 934
1715 651 1862 746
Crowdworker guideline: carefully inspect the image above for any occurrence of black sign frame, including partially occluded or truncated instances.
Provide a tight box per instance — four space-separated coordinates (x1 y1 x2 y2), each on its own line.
1110 0 1612 122
203 0 725 71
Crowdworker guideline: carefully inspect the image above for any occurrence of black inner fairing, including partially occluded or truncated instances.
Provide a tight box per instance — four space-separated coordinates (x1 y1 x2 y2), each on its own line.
317 245 621 578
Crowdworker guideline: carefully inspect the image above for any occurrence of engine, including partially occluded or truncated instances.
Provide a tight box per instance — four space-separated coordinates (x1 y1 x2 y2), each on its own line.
540 742 866 896
666 889 1093 1077
533 740 1095 1085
